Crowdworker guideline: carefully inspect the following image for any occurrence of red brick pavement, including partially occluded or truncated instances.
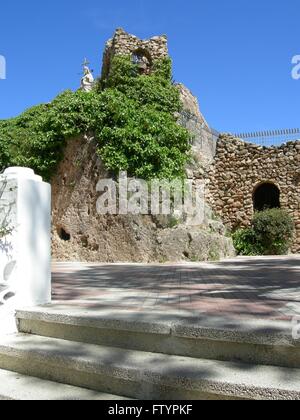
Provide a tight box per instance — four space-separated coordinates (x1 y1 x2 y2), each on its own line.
51 256 300 322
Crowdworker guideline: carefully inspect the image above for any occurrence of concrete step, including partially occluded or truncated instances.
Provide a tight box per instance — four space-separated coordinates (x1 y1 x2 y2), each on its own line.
0 368 130 400
0 333 299 400
16 307 300 369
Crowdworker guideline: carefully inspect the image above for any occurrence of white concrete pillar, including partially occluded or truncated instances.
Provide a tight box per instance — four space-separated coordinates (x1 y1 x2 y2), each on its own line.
0 167 51 310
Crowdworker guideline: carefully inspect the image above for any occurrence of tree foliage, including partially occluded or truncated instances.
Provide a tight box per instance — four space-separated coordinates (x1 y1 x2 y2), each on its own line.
0 56 191 181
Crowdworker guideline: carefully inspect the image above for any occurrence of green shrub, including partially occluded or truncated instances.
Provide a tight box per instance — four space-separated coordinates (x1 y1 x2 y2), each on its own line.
233 208 294 256
252 208 294 255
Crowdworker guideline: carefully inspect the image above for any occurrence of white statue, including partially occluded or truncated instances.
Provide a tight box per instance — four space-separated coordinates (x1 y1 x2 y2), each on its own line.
80 59 94 92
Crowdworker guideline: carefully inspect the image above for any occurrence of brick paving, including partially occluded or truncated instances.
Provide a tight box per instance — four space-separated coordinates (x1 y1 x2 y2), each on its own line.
52 256 300 322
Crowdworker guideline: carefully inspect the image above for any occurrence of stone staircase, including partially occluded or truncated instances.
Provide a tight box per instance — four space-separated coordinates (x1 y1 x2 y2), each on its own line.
0 307 299 400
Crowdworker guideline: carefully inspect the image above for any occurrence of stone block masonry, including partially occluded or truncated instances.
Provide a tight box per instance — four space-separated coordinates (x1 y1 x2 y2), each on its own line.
208 134 300 252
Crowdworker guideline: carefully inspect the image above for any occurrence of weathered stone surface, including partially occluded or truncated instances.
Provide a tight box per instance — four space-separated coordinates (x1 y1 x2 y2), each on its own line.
51 136 234 263
176 84 218 169
176 84 209 129
156 226 233 262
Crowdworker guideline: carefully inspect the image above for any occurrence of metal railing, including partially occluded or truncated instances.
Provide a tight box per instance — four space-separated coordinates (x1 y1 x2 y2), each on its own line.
179 109 299 147
233 128 300 147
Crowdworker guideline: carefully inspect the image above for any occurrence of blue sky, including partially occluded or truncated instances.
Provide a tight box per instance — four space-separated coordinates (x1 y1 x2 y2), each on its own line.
0 0 299 132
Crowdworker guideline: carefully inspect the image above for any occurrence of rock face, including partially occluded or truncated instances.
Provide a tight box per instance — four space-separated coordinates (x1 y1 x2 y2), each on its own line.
177 84 209 129
51 136 234 263
208 134 300 253
176 84 218 171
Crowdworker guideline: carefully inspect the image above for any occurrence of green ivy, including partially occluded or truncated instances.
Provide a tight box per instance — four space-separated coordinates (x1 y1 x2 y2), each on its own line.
0 56 191 181
102 56 180 114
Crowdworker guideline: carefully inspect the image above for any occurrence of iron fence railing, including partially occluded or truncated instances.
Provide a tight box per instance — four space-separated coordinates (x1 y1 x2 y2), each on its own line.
233 128 300 147
179 109 299 147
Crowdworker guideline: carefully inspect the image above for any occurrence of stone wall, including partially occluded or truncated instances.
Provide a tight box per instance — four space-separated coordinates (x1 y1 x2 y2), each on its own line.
208 134 300 252
101 28 168 79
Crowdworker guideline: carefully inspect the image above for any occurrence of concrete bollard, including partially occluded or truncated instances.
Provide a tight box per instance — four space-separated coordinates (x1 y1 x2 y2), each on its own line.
0 167 51 310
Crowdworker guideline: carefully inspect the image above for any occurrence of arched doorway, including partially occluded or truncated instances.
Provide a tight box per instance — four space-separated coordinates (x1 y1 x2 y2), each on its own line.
253 183 281 211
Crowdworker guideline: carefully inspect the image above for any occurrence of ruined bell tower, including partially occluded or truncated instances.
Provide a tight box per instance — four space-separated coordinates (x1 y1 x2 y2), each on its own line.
101 28 213 166
101 28 169 79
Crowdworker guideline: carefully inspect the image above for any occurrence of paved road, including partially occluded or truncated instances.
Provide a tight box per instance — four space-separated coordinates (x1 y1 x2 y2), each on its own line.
52 255 300 322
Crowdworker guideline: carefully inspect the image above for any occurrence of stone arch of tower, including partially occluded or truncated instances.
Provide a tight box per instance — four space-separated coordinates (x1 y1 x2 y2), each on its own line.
132 48 152 74
101 29 169 80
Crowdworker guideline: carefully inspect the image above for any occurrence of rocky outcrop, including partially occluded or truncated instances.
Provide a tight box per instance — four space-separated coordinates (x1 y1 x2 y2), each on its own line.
51 29 234 263
177 84 209 129
51 136 234 263
176 84 218 171
208 134 300 252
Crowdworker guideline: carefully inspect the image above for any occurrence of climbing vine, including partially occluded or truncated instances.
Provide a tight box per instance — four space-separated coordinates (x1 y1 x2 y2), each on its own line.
0 56 191 181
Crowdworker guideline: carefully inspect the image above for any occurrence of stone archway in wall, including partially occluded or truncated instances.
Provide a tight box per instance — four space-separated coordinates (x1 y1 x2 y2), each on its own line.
253 182 281 212
132 48 152 74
